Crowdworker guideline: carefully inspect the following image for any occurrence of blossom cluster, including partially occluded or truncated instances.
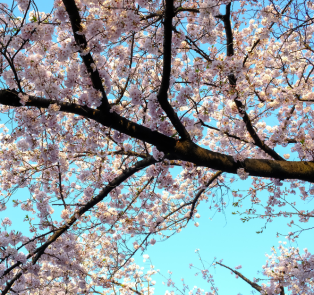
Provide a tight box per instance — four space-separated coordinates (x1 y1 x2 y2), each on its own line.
0 0 312 293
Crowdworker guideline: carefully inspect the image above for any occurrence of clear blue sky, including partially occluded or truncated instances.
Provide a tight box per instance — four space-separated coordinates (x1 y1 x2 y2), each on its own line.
1 1 313 294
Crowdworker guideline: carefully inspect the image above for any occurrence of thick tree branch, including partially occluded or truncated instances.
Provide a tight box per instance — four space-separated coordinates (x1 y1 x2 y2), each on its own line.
280 286 285 295
157 0 191 140
1 273 22 295
0 90 314 182
62 0 110 112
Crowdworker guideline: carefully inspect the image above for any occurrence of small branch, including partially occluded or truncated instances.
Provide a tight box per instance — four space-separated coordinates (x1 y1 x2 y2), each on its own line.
216 262 262 292
218 4 284 161
199 120 250 144
0 157 157 293
112 280 143 295
62 0 110 112
185 35 213 62
242 0 293 66
116 33 135 104
57 163 66 209
108 176 154 231
188 171 222 221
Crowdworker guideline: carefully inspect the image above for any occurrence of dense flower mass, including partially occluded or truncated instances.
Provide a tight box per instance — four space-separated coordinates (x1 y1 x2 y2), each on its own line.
0 0 313 293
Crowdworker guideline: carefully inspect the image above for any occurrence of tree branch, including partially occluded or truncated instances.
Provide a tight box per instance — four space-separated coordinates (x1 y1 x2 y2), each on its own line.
216 262 262 292
112 280 144 295
157 0 191 140
62 0 110 112
218 3 284 161
188 171 222 221
115 33 135 105
0 157 157 293
0 90 314 182
242 0 293 66
199 120 251 144
1 273 22 295
57 162 67 209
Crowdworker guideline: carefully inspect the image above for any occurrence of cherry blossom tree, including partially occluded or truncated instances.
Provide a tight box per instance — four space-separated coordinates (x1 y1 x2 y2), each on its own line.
0 0 313 293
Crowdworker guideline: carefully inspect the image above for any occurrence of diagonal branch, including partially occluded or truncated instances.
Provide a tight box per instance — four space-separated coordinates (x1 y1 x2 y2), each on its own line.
185 35 213 62
1 273 22 295
242 0 293 67
157 0 191 140
112 280 143 295
0 90 314 182
216 262 262 292
172 25 213 62
199 120 251 144
0 157 157 294
62 0 110 112
188 171 222 221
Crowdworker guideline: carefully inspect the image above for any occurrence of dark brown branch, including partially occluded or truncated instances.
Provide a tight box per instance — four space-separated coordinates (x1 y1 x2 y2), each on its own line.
188 171 222 220
1 273 22 295
216 262 262 292
157 0 191 140
0 157 156 293
62 0 110 112
280 286 285 295
116 33 135 105
218 4 284 161
216 4 233 57
199 120 250 144
233 97 284 160
0 90 314 182
175 7 200 14
57 163 67 209
185 35 213 62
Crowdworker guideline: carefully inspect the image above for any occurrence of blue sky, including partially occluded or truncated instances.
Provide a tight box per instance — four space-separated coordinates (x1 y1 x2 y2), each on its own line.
0 0 313 294
139 178 314 294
